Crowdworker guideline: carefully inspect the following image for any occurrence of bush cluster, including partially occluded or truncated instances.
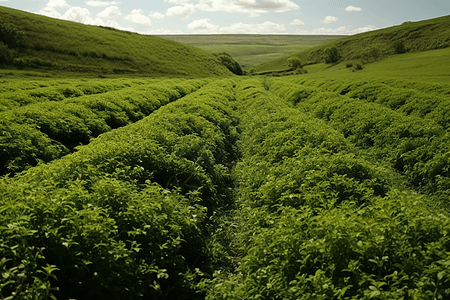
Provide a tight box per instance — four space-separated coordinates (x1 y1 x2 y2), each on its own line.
324 46 341 63
213 52 243 75
0 22 24 48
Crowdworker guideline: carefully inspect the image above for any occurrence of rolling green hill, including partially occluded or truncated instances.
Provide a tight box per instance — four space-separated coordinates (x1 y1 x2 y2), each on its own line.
256 14 450 73
0 6 231 77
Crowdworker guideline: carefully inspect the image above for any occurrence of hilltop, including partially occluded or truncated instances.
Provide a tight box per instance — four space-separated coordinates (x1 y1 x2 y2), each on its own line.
0 6 231 77
256 15 450 73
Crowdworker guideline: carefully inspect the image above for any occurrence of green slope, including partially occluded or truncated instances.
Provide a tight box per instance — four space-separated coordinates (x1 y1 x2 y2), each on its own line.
302 47 450 84
0 6 231 77
256 15 450 73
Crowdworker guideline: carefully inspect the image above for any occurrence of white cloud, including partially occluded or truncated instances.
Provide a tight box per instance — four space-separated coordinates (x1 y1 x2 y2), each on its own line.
290 19 305 26
166 4 196 18
150 11 165 19
61 6 133 30
322 16 338 24
47 0 69 8
345 6 362 12
125 9 152 26
38 6 62 18
187 19 287 34
85 1 121 7
62 7 92 23
196 0 299 17
37 0 68 18
36 2 132 31
296 25 377 35
187 19 220 33
0 0 10 2
97 6 121 18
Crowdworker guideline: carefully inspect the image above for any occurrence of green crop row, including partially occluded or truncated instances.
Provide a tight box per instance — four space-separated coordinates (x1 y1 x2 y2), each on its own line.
204 79 450 299
270 77 450 203
0 79 208 176
0 77 164 111
281 77 450 129
0 79 240 299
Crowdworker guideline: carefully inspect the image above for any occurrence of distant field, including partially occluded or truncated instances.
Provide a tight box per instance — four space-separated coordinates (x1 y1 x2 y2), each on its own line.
157 34 345 69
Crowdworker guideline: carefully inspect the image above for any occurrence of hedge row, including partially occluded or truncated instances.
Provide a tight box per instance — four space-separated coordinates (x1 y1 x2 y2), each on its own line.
270 77 450 203
0 77 153 111
281 77 450 129
204 79 450 299
0 78 208 176
0 79 240 299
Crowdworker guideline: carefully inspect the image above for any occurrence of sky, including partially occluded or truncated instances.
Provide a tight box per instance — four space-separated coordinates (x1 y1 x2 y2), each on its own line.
1 0 449 35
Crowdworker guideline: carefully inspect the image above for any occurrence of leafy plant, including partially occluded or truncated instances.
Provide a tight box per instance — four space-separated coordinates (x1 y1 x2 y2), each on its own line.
0 22 24 48
324 46 341 63
287 57 303 70
393 40 407 54
214 52 243 75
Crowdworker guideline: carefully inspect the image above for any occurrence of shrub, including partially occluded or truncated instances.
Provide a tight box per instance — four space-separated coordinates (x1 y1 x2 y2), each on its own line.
0 22 24 48
0 42 13 63
393 40 407 54
324 46 340 63
361 46 381 62
287 57 303 70
214 52 243 75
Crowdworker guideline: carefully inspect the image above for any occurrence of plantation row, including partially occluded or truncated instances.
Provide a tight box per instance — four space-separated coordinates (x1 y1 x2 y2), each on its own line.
0 79 240 299
289 77 450 128
0 77 155 111
0 78 209 176
205 79 450 299
1 77 450 299
270 77 450 203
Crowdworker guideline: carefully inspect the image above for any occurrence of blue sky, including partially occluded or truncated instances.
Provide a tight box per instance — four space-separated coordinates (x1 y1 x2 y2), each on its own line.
1 0 449 35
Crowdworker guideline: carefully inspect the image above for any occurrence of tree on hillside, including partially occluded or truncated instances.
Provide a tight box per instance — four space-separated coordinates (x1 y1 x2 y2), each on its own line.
393 41 407 54
0 43 13 63
324 46 340 63
0 23 24 48
214 52 243 75
287 57 303 70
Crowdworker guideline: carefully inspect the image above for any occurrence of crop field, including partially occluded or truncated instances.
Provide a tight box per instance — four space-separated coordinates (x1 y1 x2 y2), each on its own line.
1 73 450 299
2 6 450 299
158 35 344 69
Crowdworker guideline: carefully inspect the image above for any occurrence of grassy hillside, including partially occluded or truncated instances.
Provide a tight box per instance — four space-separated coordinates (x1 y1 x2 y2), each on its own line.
257 15 450 73
0 6 231 77
301 47 450 84
158 35 344 70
